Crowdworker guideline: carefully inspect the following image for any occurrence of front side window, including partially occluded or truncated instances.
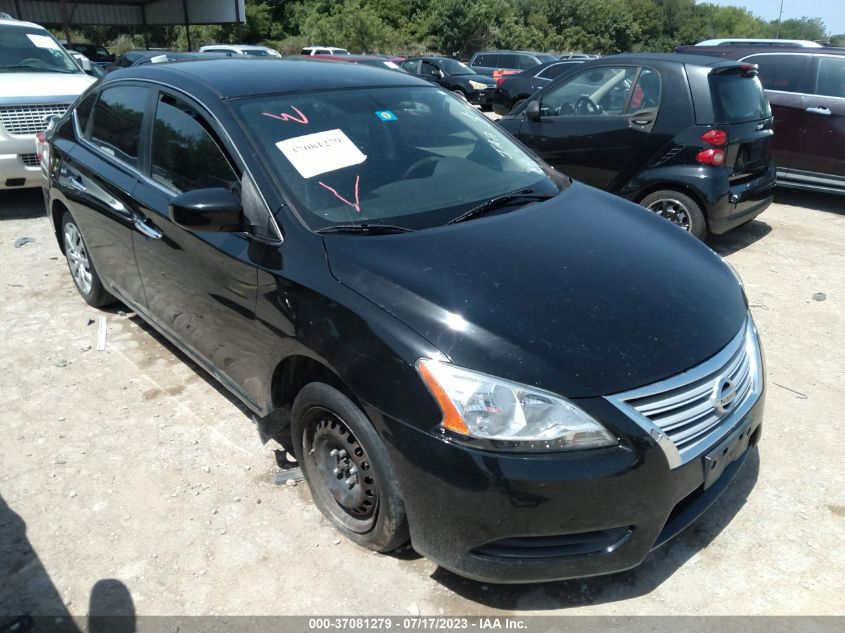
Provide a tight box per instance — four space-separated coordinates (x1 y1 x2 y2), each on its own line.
0 24 80 74
89 85 150 166
472 54 496 67
233 86 562 231
74 92 97 136
244 49 272 57
815 56 845 98
401 60 420 74
151 94 237 193
744 53 808 93
541 66 637 116
420 60 440 78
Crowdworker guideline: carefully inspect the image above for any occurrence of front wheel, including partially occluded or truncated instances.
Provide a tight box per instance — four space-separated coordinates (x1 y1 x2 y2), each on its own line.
61 212 116 307
640 190 707 240
291 383 409 552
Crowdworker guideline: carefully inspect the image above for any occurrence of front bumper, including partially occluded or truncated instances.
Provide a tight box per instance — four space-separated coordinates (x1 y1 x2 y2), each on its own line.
0 135 41 189
383 392 764 584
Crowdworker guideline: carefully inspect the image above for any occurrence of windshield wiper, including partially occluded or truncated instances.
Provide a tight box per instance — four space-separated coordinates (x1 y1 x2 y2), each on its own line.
316 223 414 235
447 188 557 225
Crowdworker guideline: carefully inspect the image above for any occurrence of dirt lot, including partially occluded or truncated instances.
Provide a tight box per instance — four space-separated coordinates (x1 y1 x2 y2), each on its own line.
1 187 843 617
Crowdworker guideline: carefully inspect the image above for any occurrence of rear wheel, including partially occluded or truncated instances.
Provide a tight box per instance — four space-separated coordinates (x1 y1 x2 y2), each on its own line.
640 189 707 240
291 383 409 552
61 212 115 307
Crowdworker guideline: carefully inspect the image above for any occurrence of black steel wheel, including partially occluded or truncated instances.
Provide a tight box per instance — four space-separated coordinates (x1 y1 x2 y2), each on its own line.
292 383 409 551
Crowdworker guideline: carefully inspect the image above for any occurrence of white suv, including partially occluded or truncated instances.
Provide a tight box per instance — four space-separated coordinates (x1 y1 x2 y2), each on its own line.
198 44 281 57
0 17 95 189
301 46 350 56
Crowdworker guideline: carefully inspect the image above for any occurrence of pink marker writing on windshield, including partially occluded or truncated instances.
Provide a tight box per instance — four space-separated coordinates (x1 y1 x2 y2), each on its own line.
319 175 361 213
262 106 309 125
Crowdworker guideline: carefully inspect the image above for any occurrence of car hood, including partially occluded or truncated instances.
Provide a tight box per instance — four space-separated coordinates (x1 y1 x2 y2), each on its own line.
1 72 95 99
323 182 747 398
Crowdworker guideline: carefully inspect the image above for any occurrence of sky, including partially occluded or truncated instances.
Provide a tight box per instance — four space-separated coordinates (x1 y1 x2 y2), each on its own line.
703 0 845 35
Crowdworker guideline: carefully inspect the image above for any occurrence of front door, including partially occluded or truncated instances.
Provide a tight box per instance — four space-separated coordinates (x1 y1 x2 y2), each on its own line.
131 91 266 407
517 65 659 190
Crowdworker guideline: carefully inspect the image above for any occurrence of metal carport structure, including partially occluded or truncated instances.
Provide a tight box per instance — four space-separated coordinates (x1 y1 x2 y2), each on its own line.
0 0 246 50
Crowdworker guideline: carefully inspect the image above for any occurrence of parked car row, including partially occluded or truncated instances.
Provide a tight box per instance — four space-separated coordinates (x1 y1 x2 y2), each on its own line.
41 58 765 585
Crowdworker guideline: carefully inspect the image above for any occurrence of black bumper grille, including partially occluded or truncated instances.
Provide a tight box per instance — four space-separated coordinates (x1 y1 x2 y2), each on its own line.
471 526 632 560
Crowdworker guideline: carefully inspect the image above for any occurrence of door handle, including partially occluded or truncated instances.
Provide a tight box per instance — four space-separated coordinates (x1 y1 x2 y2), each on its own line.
133 216 162 239
806 106 831 116
632 118 653 126
67 175 86 192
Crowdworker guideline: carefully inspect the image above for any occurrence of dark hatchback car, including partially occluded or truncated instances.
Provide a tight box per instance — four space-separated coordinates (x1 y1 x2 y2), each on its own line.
499 53 776 238
401 56 496 107
676 43 845 196
42 59 764 584
492 59 585 115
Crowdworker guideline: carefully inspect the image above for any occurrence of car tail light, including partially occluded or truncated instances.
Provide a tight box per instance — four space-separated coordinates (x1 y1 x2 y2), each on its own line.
495 76 506 87
696 148 725 166
701 129 727 146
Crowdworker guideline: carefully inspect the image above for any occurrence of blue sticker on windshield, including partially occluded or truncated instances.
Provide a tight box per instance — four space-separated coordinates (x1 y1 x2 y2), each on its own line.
375 110 397 122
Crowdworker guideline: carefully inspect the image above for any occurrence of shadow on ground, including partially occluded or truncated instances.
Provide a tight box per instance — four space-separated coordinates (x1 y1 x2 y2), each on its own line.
0 494 136 632
707 220 772 256
774 189 843 216
431 449 760 610
0 189 45 222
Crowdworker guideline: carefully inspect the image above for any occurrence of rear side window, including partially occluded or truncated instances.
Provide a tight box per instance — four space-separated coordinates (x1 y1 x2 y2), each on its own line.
151 94 237 193
537 63 573 80
498 54 518 69
89 85 149 166
815 56 845 98
628 68 661 111
744 54 807 92
516 55 536 70
473 54 496 67
710 71 772 123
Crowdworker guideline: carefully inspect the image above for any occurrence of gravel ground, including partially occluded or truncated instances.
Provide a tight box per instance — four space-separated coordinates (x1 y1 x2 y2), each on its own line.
1 187 843 617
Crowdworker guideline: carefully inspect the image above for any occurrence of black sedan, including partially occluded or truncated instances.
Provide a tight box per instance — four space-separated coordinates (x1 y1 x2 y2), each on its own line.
401 56 496 108
42 59 764 583
492 59 585 114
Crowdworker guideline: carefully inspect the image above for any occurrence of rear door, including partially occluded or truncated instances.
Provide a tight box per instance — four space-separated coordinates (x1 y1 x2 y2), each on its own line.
130 90 269 407
795 54 845 188
58 84 151 306
741 53 812 177
516 65 662 190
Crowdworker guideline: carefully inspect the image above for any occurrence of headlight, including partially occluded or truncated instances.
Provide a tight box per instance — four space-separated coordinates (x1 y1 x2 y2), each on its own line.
468 80 488 91
417 359 617 451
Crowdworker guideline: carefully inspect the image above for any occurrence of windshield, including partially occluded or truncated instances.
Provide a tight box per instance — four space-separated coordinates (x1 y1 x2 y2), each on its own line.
0 25 81 74
710 72 771 123
234 86 562 231
440 58 474 75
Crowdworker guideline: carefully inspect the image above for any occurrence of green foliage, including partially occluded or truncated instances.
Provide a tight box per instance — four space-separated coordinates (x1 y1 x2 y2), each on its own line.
77 0 832 57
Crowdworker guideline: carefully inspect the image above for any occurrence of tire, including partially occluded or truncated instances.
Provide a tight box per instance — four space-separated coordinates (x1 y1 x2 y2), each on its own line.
291 383 409 552
639 189 707 240
61 212 116 308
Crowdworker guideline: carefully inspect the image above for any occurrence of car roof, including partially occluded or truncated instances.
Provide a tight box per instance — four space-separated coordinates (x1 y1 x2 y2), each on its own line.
0 17 45 29
473 50 549 55
696 38 822 48
590 52 747 69
675 44 845 59
309 54 388 62
108 58 429 98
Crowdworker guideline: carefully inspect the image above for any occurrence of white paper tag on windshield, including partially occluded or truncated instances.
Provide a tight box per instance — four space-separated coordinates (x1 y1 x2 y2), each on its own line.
276 129 367 179
27 34 61 50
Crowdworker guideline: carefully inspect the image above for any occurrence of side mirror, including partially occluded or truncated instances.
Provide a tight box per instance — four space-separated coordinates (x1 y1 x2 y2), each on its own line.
526 100 541 121
437 69 445 79
168 188 244 232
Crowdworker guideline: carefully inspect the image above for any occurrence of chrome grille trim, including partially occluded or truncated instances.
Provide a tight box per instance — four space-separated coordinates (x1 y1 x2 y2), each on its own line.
19 153 39 168
0 104 70 136
606 316 763 469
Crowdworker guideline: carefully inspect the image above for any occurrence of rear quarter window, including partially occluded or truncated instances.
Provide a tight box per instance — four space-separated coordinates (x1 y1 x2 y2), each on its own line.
472 54 496 67
710 72 772 123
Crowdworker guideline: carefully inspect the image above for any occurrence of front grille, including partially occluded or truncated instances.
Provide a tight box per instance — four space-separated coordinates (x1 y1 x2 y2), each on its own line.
607 318 762 466
0 104 69 136
472 526 631 560
19 153 39 167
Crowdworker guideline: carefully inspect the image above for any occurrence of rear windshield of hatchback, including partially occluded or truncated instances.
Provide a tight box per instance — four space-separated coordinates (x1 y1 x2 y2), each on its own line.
710 72 772 123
